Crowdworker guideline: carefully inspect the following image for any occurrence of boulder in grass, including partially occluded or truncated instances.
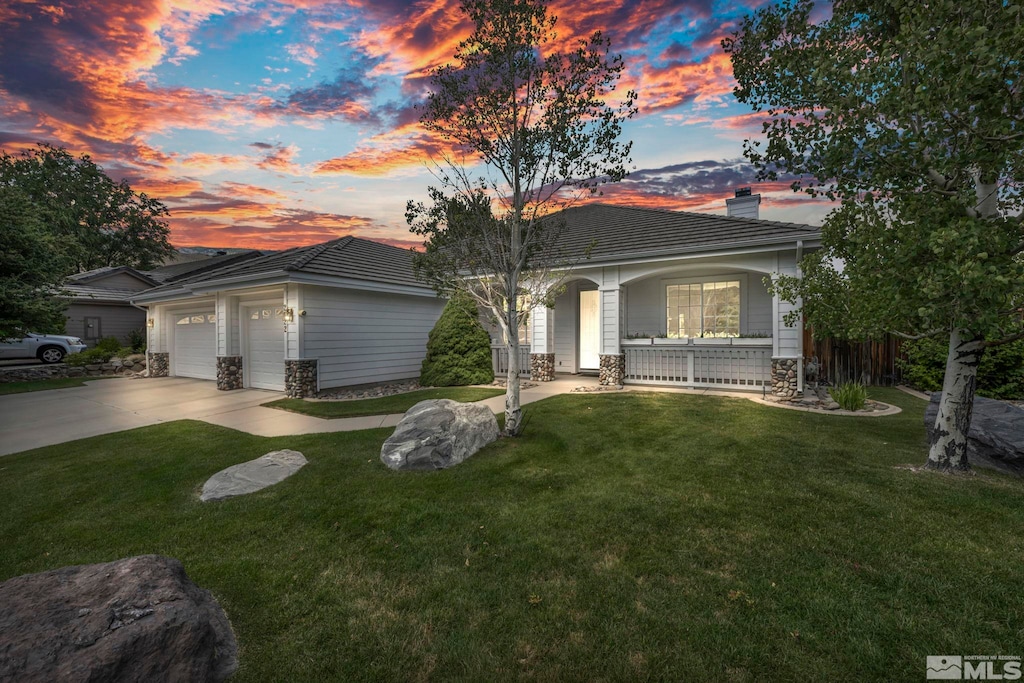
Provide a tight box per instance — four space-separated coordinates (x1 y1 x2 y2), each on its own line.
0 555 238 682
201 449 307 502
381 399 499 471
925 394 1024 476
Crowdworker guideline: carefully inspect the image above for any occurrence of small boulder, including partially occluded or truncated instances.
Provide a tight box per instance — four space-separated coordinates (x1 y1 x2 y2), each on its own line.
925 394 1024 476
201 449 307 502
381 399 499 471
0 555 237 682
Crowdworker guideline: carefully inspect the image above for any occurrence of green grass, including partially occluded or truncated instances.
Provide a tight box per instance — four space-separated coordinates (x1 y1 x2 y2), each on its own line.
264 386 504 418
0 376 115 395
1 388 1022 681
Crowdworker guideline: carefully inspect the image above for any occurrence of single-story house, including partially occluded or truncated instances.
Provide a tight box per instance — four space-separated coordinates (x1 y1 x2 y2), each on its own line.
63 267 161 346
501 192 822 398
131 237 445 397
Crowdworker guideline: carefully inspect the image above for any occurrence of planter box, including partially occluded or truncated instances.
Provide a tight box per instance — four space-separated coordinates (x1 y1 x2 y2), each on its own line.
732 337 772 347
653 337 688 346
692 338 732 346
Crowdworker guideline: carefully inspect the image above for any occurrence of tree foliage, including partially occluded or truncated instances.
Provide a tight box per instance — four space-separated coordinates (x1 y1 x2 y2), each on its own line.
420 291 495 387
408 0 636 435
0 144 174 273
725 0 1024 471
0 186 68 338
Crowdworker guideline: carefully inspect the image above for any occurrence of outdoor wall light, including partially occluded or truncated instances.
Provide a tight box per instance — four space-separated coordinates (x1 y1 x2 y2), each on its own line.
146 318 155 329
282 307 295 323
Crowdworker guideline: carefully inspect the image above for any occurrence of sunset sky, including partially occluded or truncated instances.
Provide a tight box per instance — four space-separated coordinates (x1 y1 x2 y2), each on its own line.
0 0 834 251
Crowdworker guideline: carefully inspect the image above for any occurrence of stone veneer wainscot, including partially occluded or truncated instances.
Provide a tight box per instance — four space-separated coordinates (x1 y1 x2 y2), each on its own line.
770 358 800 398
529 353 555 382
148 352 169 378
599 353 625 386
285 359 318 398
216 356 243 391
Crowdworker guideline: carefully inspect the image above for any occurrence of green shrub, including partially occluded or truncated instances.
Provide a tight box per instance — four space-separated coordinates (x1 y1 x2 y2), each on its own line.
831 382 867 411
66 347 115 366
898 337 1024 399
94 336 122 353
127 327 146 353
420 291 494 387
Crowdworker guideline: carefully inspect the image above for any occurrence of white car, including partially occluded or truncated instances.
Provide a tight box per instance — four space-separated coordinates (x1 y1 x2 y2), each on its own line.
0 333 88 364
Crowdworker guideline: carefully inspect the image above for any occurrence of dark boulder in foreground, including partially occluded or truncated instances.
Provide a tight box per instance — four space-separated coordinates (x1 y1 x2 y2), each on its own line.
0 555 238 682
925 394 1024 476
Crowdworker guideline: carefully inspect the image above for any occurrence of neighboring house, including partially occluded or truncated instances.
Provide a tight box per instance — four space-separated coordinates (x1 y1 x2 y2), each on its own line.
502 192 823 399
63 267 161 346
130 237 445 398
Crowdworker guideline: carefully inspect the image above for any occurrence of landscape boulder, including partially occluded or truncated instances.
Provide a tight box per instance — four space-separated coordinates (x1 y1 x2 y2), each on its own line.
381 399 499 471
925 394 1024 476
201 449 307 502
0 555 237 682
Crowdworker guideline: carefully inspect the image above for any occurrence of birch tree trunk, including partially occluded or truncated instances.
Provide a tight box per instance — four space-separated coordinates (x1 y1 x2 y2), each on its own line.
504 301 523 437
926 328 984 472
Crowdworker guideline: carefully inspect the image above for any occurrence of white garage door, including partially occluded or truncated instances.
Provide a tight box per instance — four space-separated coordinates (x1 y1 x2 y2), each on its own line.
173 311 216 380
246 307 285 391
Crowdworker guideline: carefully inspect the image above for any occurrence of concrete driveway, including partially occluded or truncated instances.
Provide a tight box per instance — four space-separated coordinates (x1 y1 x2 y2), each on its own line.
0 377 407 457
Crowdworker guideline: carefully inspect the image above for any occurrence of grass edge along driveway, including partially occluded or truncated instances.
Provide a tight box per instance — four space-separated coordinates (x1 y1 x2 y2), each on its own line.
263 386 503 419
1 388 1021 681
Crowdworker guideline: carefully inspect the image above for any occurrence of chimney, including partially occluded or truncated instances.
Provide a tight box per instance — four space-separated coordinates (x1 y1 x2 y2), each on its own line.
726 187 761 219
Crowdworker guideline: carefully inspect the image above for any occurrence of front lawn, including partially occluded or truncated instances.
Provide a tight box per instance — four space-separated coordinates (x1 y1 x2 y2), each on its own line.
1 388 1020 681
264 386 503 418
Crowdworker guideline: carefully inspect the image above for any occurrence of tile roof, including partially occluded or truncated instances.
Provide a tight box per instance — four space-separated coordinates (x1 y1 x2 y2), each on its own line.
145 250 263 283
137 236 423 297
62 284 140 301
548 204 820 263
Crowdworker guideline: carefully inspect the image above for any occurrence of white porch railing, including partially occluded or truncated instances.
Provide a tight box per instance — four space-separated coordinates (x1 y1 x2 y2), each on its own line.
623 341 772 390
491 343 531 378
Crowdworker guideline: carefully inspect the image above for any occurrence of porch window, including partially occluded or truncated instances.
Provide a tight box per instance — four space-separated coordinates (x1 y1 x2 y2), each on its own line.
666 280 740 338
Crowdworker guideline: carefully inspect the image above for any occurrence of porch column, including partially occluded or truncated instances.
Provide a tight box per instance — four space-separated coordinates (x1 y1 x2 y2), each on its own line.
529 305 555 381
598 282 625 386
769 254 803 399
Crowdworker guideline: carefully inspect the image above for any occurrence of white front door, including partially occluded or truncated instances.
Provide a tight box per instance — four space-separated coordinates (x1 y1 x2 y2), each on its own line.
579 289 600 370
172 311 216 380
245 307 286 391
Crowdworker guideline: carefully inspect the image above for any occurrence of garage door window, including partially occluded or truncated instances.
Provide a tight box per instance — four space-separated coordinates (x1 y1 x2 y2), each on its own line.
250 309 282 320
176 314 215 325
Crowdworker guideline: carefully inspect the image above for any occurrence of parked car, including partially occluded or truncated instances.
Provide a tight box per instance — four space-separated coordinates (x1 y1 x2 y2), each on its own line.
0 333 87 364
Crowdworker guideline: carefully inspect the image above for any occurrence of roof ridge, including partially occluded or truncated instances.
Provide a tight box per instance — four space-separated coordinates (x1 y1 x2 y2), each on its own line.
287 236 352 271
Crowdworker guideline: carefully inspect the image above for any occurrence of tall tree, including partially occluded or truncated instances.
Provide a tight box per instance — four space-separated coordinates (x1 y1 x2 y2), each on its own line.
407 0 636 435
0 144 174 272
0 186 68 338
725 0 1024 472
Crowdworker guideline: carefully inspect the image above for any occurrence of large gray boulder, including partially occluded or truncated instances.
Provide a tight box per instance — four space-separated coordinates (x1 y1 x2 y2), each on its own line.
0 555 238 682
381 399 499 471
201 449 307 502
925 394 1024 476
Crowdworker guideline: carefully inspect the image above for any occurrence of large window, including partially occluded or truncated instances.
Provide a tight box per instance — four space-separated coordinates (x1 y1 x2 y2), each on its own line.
666 280 740 338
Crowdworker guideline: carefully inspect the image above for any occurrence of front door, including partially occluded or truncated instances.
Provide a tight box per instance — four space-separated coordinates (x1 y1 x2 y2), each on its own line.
579 289 600 370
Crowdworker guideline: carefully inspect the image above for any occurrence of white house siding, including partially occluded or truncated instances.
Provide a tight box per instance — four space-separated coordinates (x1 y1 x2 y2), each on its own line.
301 285 445 389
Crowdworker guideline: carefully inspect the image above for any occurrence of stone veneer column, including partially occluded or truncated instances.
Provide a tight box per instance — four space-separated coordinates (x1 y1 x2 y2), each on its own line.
285 359 318 398
529 353 555 381
216 356 243 391
770 358 800 399
598 353 625 386
147 352 169 378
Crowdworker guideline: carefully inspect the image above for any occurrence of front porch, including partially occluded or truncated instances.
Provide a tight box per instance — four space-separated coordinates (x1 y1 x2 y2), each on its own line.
489 250 807 398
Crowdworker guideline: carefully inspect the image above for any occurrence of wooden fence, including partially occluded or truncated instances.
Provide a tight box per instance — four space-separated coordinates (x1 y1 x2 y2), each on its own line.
803 327 905 386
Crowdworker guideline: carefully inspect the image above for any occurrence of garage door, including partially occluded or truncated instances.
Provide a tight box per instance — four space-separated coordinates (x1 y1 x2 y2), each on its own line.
245 307 285 391
173 311 216 380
